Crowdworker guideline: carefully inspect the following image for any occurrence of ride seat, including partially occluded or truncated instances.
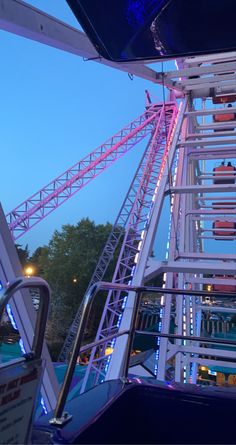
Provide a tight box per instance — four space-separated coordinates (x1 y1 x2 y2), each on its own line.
212 275 236 292
213 165 236 184
212 201 236 209
213 107 236 131
212 94 236 104
213 220 236 238
213 113 235 122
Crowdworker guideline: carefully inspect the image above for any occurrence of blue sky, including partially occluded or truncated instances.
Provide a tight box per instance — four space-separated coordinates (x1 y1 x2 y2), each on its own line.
1 0 175 255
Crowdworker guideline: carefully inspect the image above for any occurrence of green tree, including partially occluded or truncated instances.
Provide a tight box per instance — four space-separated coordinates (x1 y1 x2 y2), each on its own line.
30 246 49 276
30 218 116 357
15 244 30 268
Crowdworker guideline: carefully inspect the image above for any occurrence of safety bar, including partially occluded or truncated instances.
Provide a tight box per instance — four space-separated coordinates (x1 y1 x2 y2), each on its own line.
135 331 236 346
0 276 50 359
50 281 236 425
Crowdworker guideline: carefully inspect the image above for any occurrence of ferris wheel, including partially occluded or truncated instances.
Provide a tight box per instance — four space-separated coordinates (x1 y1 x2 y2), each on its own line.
0 1 236 443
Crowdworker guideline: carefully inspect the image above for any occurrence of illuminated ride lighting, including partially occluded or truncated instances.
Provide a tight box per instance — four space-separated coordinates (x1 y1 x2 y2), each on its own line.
138 241 142 251
154 106 181 374
155 108 181 373
40 397 48 414
6 303 18 330
4 284 48 414
122 295 128 310
188 294 195 380
105 346 114 356
6 304 26 355
116 313 122 327
103 105 180 379
19 338 26 354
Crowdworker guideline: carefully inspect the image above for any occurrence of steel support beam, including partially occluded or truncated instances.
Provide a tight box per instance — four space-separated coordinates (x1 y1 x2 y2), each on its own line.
7 109 157 240
0 0 159 83
0 204 59 412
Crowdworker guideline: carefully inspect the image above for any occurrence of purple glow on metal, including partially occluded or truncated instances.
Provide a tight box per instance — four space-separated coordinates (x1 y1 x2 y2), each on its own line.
133 377 142 384
7 111 157 241
79 103 178 391
60 106 165 361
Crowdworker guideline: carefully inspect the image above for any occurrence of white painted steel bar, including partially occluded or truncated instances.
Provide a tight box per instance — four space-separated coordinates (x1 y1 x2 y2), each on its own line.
185 107 236 116
0 0 158 83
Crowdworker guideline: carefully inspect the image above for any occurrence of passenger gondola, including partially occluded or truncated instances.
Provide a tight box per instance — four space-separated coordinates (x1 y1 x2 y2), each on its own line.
212 220 236 238
213 161 236 184
212 275 236 293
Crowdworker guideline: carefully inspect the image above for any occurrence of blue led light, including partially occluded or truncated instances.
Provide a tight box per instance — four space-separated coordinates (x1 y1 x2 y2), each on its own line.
19 338 26 354
40 397 48 414
116 313 122 327
131 266 136 276
105 355 111 372
2 281 48 416
122 295 128 310
6 304 18 330
208 370 217 376
126 0 165 28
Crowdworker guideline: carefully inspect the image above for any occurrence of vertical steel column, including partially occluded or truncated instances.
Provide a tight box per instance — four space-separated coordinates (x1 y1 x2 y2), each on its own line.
80 104 179 390
0 204 59 412
157 102 189 381
105 102 186 382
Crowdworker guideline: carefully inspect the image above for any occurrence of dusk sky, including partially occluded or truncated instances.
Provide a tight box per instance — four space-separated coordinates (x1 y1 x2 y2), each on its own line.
1 0 175 256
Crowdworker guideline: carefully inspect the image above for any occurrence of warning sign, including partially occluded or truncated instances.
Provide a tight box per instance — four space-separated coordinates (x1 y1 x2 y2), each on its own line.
0 358 42 444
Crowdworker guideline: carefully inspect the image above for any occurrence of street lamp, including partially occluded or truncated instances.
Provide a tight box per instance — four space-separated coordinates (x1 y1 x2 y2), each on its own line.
105 346 114 356
24 266 35 277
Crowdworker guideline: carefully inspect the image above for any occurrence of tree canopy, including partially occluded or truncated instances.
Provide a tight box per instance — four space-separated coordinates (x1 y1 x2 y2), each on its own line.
16 217 161 359
25 218 115 357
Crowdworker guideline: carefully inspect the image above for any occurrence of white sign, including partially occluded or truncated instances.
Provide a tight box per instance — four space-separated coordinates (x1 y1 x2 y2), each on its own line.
0 358 42 444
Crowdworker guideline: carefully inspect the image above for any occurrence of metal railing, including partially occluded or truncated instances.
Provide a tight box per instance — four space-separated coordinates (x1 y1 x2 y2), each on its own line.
0 276 50 360
50 281 236 425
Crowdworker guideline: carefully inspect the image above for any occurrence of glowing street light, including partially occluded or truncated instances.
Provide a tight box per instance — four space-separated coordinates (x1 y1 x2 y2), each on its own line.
105 346 114 356
24 266 35 277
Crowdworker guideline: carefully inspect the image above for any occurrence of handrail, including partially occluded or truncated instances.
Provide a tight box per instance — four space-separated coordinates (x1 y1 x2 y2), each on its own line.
0 276 50 359
93 282 236 299
50 281 236 425
135 331 236 346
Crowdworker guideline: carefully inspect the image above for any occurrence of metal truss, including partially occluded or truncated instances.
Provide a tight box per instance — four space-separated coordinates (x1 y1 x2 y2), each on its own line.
58 103 168 362
75 53 236 390
7 110 157 240
159 55 236 98
156 55 236 384
2 0 236 417
80 102 179 391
